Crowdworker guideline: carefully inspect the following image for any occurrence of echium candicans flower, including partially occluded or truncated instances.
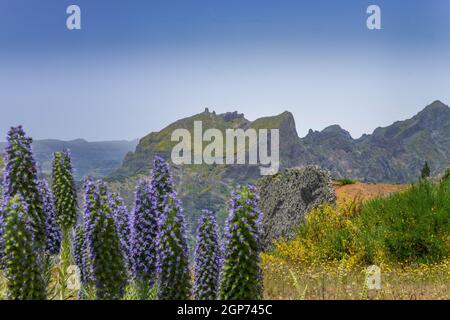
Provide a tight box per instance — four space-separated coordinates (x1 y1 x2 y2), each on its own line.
194 209 222 300
0 195 5 267
83 178 127 300
74 224 91 284
110 193 132 269
3 194 46 300
157 192 191 300
38 180 61 256
219 185 263 300
0 210 4 267
130 179 159 291
1 126 45 249
151 155 174 217
81 177 96 279
52 149 77 230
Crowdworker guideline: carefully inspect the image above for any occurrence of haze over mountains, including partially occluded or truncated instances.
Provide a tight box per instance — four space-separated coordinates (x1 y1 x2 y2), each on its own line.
0 139 138 180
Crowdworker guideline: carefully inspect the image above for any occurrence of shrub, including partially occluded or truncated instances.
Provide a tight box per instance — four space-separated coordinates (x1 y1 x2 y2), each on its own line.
335 178 356 186
442 168 450 182
220 185 263 300
157 193 191 300
3 195 46 300
194 209 222 300
359 179 450 263
421 161 431 179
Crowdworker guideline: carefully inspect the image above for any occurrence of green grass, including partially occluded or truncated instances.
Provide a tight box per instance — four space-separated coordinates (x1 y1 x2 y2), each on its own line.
357 179 450 264
335 178 356 186
263 178 450 300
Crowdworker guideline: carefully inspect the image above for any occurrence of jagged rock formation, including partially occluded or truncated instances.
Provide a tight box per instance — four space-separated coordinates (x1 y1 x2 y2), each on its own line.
257 166 336 251
301 100 450 182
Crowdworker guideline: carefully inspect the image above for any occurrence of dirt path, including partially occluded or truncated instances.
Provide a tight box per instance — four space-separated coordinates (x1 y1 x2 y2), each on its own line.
334 182 408 202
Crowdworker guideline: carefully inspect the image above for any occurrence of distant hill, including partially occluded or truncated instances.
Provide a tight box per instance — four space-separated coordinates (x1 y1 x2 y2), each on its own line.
0 138 138 180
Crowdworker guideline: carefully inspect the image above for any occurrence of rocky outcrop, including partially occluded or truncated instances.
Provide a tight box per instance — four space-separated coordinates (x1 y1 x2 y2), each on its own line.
257 166 336 251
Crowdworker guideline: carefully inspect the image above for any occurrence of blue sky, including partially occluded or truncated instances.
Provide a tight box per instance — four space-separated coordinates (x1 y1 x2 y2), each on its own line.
0 0 449 141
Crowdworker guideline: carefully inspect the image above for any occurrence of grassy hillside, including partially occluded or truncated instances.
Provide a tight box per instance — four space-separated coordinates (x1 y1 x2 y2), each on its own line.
262 178 450 299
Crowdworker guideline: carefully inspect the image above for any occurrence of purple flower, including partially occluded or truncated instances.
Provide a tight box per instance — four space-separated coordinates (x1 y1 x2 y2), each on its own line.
1 126 45 251
73 224 90 284
83 178 127 300
219 185 263 300
110 193 132 269
52 149 77 230
2 193 46 299
38 180 61 256
157 192 191 300
193 209 222 300
129 179 159 288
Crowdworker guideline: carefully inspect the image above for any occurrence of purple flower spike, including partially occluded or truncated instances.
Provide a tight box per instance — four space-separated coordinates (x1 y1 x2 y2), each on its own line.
38 180 61 256
194 209 222 300
219 185 263 300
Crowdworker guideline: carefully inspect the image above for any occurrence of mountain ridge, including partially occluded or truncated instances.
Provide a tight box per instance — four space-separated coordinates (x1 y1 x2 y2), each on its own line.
115 100 450 183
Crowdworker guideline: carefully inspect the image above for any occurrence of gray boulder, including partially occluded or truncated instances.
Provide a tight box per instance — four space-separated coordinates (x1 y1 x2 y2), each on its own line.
257 166 336 251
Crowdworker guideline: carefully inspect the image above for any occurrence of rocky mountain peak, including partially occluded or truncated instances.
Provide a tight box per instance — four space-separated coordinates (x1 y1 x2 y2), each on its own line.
414 100 450 125
217 111 246 122
425 100 448 111
304 124 353 142
322 125 352 138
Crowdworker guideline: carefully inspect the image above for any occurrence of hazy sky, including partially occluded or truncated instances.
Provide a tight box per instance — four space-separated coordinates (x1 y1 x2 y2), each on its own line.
1 0 449 141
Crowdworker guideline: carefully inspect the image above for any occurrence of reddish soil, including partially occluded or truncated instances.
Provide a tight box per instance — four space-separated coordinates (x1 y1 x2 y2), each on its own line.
334 182 408 202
